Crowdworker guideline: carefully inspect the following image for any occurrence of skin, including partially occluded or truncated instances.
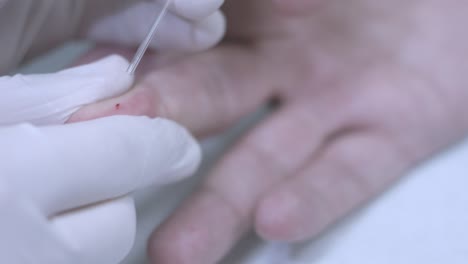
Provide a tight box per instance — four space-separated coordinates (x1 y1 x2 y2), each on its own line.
71 0 468 263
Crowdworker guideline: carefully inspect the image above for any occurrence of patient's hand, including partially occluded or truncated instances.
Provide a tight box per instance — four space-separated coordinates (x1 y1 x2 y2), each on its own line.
71 1 468 263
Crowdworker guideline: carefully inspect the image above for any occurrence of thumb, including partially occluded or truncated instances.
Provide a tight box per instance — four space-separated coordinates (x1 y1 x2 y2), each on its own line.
51 196 137 264
0 55 132 126
0 116 202 215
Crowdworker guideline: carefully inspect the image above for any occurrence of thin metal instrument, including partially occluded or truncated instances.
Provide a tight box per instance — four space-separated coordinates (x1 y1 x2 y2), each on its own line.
127 0 172 74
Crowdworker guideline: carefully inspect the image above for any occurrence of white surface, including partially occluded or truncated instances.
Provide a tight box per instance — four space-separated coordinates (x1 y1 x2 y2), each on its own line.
292 139 468 264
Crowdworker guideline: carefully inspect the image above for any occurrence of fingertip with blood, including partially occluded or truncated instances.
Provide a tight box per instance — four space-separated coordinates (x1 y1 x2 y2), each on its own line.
68 86 161 123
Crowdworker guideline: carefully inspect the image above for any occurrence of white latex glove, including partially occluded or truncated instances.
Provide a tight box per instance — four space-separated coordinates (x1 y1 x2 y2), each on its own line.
83 0 226 52
0 55 201 264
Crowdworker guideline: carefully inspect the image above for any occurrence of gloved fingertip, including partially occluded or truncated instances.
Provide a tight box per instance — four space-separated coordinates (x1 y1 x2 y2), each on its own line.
94 54 131 73
62 54 129 75
51 196 137 264
58 55 135 118
168 129 202 180
142 118 202 186
173 0 224 21
92 55 134 92
65 55 132 89
190 11 226 52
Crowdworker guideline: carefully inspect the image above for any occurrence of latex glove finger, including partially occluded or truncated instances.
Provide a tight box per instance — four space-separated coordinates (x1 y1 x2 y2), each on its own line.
0 55 132 126
0 183 74 263
0 182 135 263
86 3 226 52
170 0 225 21
51 196 136 264
0 115 201 215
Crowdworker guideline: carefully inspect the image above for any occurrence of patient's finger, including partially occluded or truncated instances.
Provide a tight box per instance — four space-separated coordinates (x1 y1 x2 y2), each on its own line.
256 129 412 242
70 45 280 137
147 103 342 264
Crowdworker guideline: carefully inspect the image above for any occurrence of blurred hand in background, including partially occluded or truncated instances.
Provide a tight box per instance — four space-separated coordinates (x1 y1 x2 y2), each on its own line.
71 1 468 263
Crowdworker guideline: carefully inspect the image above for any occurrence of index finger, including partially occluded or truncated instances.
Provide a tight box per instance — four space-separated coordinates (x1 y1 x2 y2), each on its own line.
70 45 279 137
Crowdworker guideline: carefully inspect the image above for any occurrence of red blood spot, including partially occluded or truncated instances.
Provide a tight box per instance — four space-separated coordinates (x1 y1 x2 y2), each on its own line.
115 103 121 110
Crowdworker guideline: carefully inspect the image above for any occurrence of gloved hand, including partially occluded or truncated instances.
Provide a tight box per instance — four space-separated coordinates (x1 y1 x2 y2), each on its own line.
82 0 226 52
0 55 201 264
0 0 226 73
